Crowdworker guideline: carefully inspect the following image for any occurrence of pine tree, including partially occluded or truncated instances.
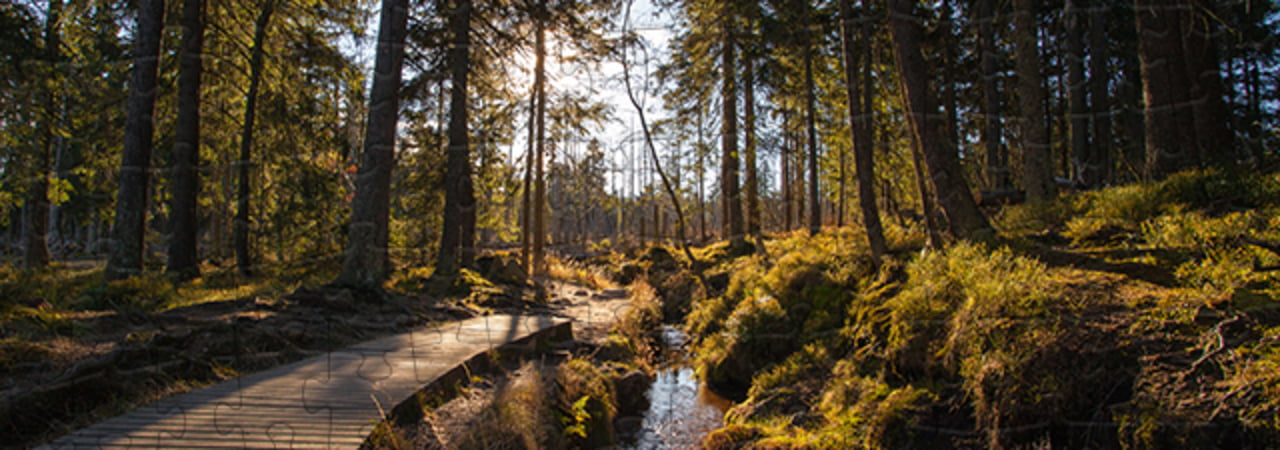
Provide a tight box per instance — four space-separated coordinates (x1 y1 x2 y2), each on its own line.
233 0 275 277
888 0 990 240
105 0 165 281
166 0 205 281
436 0 476 276
1013 0 1055 201
334 0 409 288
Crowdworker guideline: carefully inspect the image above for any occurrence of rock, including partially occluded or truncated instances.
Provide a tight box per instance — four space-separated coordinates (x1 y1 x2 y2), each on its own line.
613 370 653 416
601 288 627 299
614 416 645 441
574 290 589 297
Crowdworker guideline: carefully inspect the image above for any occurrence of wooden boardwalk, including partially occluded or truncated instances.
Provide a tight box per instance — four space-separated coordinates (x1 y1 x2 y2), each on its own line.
41 314 572 449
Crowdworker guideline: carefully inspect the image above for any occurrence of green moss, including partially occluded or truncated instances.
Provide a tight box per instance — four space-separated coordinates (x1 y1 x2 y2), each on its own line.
815 367 933 449
78 276 176 312
702 424 765 450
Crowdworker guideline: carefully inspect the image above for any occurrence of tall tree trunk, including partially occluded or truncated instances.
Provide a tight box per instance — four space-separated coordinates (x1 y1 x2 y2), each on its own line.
437 0 475 275
334 0 408 288
1066 0 1093 187
1136 0 1197 179
520 57 535 272
106 0 165 281
941 0 960 176
167 0 205 281
1118 47 1146 181
721 15 743 242
235 0 275 277
802 2 820 234
782 122 791 232
1014 0 1056 201
840 0 886 265
1088 1 1113 185
25 0 62 269
531 6 547 276
1182 0 1232 164
743 54 760 236
976 0 1006 190
889 0 991 241
698 106 708 241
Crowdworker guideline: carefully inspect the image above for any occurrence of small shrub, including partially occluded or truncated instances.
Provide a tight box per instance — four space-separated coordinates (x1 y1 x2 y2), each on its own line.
547 257 618 291
454 362 561 449
554 357 617 447
610 281 661 363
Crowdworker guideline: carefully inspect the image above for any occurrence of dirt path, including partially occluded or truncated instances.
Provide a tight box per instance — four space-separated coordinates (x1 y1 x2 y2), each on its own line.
541 279 631 344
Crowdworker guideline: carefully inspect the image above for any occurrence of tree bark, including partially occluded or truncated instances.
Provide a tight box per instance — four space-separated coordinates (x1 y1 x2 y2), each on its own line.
167 0 205 281
520 41 535 272
1066 0 1093 187
743 53 760 236
1136 0 1197 179
234 0 275 277
802 1 820 234
976 0 1006 190
888 0 991 241
782 121 791 232
1013 0 1056 201
840 0 885 264
25 0 62 269
531 5 547 276
437 0 476 275
333 0 408 288
106 0 165 281
1088 1 1112 185
720 15 743 242
1182 0 1232 164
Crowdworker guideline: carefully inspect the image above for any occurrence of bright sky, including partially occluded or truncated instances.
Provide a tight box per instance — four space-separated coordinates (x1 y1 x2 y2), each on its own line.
344 0 677 198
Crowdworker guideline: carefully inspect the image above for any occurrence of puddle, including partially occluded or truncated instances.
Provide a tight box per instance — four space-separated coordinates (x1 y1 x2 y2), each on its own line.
620 326 732 449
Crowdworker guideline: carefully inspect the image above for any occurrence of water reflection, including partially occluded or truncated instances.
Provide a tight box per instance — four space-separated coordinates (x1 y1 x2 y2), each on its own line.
620 327 731 449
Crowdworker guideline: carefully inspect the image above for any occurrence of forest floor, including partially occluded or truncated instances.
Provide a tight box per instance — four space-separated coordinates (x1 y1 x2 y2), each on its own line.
677 169 1280 448
0 257 629 448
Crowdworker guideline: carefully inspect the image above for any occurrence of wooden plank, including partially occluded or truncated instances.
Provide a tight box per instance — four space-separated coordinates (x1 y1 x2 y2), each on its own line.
41 314 571 449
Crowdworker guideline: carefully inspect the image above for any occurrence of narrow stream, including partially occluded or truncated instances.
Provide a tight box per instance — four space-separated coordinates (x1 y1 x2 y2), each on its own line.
620 326 733 449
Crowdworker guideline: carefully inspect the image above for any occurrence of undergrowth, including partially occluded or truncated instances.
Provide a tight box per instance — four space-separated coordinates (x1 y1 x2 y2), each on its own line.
686 169 1280 448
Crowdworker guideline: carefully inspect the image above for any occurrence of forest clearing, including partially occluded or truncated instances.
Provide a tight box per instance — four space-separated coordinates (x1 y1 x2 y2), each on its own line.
2 0 1280 448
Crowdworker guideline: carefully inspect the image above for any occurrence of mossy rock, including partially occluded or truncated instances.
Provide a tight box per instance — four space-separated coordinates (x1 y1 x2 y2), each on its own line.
640 247 679 273
725 388 808 425
475 254 528 286
726 238 755 259
651 270 703 322
614 262 644 285
703 424 764 450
